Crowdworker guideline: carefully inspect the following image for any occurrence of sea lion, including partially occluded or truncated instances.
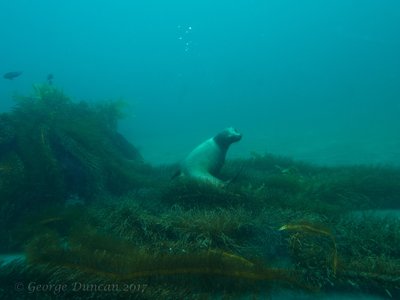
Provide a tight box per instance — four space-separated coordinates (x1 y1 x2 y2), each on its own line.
175 127 242 186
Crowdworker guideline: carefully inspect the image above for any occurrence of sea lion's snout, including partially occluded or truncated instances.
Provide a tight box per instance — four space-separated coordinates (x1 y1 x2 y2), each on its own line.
227 127 242 143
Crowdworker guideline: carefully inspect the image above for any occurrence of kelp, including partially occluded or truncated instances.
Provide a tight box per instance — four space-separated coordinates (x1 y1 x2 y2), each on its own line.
280 222 338 276
277 219 400 297
20 229 303 298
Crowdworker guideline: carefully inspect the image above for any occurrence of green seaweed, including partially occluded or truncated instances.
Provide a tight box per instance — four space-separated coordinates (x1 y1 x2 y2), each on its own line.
11 84 146 199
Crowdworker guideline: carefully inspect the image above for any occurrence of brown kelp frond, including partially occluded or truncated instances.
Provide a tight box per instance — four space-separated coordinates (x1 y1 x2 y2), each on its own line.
24 231 302 293
279 222 332 237
280 222 337 276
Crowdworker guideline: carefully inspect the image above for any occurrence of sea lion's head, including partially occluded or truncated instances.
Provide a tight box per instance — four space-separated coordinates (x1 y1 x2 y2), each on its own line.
213 127 242 149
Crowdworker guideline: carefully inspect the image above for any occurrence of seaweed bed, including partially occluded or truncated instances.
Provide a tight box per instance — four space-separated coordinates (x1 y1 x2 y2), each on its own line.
0 85 399 299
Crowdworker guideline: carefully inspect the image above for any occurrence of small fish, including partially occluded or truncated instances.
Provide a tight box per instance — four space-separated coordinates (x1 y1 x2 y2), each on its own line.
47 73 54 85
3 71 22 80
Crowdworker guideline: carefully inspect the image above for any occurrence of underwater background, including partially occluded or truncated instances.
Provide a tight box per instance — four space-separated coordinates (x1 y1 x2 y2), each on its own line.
1 0 399 166
1 1 400 300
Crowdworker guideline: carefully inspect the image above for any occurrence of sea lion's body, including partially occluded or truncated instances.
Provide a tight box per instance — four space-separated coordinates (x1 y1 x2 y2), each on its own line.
179 127 242 186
